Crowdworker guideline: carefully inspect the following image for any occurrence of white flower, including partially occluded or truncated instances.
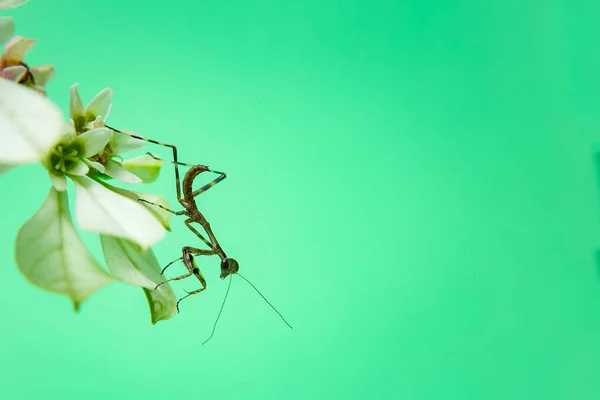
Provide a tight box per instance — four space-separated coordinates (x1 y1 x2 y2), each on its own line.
4 80 174 311
0 36 55 93
0 0 28 48
39 125 166 249
69 83 160 184
3 80 168 252
0 1 52 93
0 0 29 10
0 0 176 316
0 2 53 94
41 125 108 189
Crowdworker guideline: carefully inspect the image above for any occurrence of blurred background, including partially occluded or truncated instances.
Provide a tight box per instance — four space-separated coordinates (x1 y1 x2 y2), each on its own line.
1 0 600 398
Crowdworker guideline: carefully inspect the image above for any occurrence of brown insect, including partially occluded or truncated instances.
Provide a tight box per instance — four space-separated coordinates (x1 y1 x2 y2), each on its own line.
106 126 292 343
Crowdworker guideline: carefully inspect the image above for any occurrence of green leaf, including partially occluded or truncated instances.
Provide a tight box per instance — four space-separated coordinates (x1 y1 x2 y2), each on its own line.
100 235 177 324
121 154 162 183
15 187 113 310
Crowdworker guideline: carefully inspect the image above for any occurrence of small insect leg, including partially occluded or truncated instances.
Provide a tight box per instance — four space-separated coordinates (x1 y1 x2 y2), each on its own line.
137 198 186 215
176 246 209 312
105 125 183 201
160 257 182 275
154 270 193 290
176 285 208 312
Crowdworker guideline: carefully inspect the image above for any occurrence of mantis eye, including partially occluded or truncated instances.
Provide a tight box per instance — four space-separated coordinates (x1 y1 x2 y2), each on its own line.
220 258 239 278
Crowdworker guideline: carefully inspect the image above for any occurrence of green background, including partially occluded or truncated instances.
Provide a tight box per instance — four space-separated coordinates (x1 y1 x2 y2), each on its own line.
2 0 600 398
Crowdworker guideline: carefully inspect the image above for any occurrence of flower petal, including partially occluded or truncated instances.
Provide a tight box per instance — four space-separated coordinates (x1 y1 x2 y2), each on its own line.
1 65 26 81
104 159 143 184
99 184 172 231
0 17 14 44
48 172 67 191
58 126 77 143
67 159 89 176
32 85 47 95
84 159 106 174
88 115 105 130
30 64 55 86
2 36 35 61
15 187 113 311
121 154 163 183
78 127 112 157
0 79 64 164
0 0 29 10
100 236 177 324
111 129 146 153
73 177 166 249
85 87 113 119
69 83 84 119
104 102 113 122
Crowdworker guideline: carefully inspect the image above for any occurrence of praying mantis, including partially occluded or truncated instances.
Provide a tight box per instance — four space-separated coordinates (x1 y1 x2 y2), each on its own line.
105 125 292 343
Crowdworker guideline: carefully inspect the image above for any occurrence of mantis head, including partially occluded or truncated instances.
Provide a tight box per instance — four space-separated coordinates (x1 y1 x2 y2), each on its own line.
220 257 239 279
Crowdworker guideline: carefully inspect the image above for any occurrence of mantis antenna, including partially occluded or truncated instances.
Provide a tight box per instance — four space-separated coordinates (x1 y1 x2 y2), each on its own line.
238 273 293 330
202 275 233 345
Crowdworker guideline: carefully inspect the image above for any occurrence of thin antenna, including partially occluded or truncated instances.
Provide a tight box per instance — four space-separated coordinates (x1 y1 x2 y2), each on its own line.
237 273 293 329
202 275 233 345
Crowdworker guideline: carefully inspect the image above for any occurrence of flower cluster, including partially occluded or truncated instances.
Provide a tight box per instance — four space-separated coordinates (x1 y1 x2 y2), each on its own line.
0 0 177 322
0 36 54 93
0 1 53 93
43 84 154 191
